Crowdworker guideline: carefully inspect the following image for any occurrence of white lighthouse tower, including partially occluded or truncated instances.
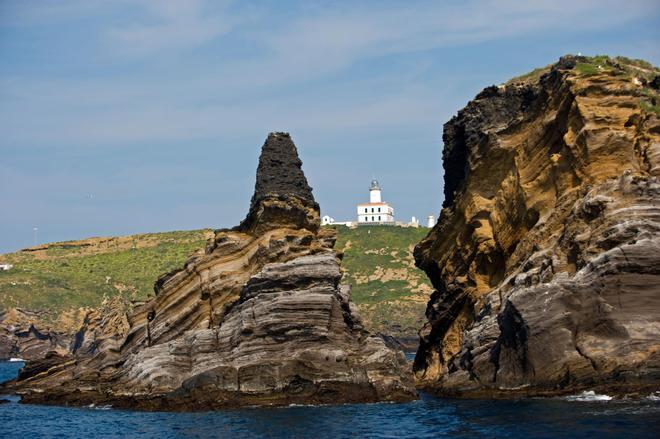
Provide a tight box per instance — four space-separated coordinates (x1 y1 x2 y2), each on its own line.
357 179 395 224
370 180 382 203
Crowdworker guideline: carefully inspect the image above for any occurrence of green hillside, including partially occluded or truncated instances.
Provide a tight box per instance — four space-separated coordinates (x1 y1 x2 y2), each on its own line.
0 231 212 317
332 225 432 338
0 226 432 338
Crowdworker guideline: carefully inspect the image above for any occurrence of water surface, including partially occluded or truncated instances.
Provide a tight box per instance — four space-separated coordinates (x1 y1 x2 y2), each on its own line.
1 361 657 438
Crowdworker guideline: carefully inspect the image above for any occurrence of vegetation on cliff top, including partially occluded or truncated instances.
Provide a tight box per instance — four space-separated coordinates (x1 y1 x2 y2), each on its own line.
506 55 660 117
507 55 659 84
0 226 431 338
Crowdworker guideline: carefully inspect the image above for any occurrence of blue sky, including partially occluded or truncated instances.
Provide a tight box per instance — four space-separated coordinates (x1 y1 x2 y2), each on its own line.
1 0 659 253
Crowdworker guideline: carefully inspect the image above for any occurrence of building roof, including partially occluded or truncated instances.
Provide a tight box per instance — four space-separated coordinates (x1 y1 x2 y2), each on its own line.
357 202 391 206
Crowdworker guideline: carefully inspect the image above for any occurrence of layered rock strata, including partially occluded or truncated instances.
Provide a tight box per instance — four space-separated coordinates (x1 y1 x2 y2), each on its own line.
0 309 72 361
414 56 660 397
4 132 415 409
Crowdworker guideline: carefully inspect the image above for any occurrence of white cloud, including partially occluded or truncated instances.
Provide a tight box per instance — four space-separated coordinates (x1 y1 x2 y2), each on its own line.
105 0 236 55
0 78 445 146
1 0 658 149
260 0 658 74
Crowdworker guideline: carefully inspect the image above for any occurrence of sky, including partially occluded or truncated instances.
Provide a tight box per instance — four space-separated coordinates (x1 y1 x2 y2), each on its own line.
1 0 659 253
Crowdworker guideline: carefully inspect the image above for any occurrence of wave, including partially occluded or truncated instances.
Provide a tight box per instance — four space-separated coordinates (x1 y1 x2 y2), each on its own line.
9 358 25 362
86 403 113 410
564 391 612 402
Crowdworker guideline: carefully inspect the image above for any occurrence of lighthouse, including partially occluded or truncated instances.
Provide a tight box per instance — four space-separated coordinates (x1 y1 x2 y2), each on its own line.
356 179 395 224
369 180 382 203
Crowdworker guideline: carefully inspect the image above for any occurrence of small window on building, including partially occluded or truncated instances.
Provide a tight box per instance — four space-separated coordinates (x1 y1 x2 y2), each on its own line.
365 208 368 213
378 208 381 212
372 216 375 221
378 216 381 221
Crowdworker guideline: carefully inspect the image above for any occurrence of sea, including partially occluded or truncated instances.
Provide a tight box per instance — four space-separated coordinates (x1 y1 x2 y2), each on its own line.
0 360 658 438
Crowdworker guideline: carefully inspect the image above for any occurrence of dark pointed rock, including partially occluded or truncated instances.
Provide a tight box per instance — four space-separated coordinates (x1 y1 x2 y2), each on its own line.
238 132 320 234
252 132 315 206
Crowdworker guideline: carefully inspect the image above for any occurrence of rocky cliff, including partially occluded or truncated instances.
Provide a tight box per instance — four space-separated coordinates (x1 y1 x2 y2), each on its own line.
4 132 415 410
414 56 660 397
0 298 130 362
0 309 72 360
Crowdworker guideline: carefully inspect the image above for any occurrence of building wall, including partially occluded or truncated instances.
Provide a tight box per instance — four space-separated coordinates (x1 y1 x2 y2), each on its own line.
357 214 394 223
357 203 394 223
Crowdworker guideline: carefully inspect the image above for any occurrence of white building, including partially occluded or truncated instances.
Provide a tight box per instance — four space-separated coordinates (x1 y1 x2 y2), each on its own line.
322 215 355 227
357 180 395 224
427 215 436 228
0 263 13 271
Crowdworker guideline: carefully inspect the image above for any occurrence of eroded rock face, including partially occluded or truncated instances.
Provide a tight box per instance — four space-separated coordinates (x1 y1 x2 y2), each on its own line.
0 309 72 361
5 132 414 410
238 132 320 234
414 56 660 397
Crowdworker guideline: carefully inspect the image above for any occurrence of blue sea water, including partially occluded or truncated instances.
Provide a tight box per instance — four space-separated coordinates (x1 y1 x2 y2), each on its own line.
0 361 658 438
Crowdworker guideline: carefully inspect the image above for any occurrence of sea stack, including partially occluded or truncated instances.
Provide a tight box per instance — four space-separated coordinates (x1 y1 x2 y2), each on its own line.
414 56 660 397
5 132 415 410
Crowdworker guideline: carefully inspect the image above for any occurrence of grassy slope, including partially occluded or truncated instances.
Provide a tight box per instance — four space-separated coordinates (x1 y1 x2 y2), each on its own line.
0 226 432 337
0 230 212 324
332 225 432 338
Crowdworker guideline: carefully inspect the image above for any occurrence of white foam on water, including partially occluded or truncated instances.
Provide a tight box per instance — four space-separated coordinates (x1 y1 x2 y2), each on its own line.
86 403 113 410
565 390 612 402
8 358 24 362
647 392 660 401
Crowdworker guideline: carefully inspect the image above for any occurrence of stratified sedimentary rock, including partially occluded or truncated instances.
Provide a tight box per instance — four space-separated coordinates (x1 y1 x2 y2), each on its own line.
414 56 660 397
4 132 414 410
0 309 71 361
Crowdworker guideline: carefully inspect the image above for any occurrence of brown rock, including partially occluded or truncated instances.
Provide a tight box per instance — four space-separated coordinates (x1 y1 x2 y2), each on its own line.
414 56 660 397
